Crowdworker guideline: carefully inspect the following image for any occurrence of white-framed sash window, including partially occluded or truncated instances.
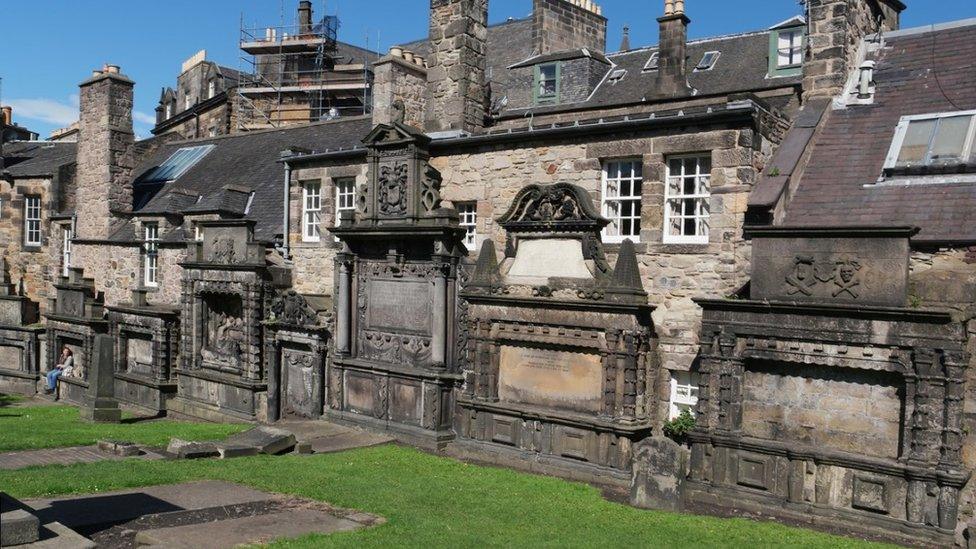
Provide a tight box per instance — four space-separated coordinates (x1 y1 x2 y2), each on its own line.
24 196 42 246
601 159 643 243
62 225 73 276
669 371 700 419
143 223 160 288
302 181 322 242
664 155 711 244
457 202 478 250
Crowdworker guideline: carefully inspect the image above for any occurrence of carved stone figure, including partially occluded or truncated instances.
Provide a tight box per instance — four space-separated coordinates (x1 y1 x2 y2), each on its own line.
209 236 236 263
201 310 244 369
271 290 319 327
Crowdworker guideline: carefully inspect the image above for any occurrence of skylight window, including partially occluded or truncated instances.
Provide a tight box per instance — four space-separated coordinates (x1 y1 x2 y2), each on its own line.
695 51 721 71
884 111 976 171
642 52 659 72
138 145 215 184
609 69 627 84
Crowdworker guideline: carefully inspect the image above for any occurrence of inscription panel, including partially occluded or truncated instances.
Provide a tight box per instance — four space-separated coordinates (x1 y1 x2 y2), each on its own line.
0 345 23 371
498 346 602 413
366 279 432 335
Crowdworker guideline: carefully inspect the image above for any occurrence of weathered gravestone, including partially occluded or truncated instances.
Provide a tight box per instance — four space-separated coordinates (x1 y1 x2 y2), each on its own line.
80 334 121 423
630 437 688 511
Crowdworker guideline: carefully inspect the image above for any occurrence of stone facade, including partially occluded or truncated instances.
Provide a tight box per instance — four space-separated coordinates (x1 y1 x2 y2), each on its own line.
372 54 428 128
0 177 58 312
425 0 488 133
532 0 607 55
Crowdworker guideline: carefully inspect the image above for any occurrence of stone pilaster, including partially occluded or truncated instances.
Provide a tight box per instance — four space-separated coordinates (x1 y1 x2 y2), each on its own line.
425 0 488 134
75 65 135 240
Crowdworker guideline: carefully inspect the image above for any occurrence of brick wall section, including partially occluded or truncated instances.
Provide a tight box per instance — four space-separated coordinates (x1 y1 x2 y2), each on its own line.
802 0 901 100
532 0 607 54
75 70 135 240
372 56 428 128
425 0 488 133
0 177 56 314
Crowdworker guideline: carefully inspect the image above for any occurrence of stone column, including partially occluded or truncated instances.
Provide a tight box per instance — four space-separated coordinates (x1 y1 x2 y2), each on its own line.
80 334 121 423
335 255 353 357
430 261 449 367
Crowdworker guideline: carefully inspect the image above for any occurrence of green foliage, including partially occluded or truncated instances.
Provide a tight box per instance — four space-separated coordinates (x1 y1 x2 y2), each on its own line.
0 402 248 452
767 166 781 177
663 409 697 442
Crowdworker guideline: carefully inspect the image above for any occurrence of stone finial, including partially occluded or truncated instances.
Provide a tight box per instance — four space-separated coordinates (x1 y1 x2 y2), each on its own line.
608 239 646 295
470 240 501 287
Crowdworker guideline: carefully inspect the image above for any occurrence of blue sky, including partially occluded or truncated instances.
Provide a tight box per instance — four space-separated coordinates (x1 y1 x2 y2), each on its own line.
2 0 973 139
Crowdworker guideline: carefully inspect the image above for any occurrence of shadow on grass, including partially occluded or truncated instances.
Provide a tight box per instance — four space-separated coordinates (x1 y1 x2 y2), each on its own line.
120 413 165 425
0 393 23 408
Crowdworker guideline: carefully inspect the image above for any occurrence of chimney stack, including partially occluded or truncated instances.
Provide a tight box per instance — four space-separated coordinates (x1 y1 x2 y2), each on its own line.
532 0 607 55
425 0 489 134
1 106 11 126
75 64 135 240
655 0 690 98
298 0 313 34
802 0 903 101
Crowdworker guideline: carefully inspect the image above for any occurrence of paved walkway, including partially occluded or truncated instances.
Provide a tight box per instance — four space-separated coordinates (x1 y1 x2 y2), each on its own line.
0 446 156 470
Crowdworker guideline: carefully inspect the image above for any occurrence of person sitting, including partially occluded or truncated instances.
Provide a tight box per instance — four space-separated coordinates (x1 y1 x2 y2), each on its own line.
44 346 74 395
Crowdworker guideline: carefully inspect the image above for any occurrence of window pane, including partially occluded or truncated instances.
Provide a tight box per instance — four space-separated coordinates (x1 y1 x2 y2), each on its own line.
930 115 973 164
669 158 682 176
897 119 937 166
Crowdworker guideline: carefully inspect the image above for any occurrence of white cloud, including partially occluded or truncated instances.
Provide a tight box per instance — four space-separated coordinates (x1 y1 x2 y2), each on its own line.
6 97 78 126
133 111 156 125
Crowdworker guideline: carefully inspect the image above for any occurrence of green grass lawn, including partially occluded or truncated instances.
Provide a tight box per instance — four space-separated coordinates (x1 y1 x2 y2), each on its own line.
0 397 248 452
0 443 894 548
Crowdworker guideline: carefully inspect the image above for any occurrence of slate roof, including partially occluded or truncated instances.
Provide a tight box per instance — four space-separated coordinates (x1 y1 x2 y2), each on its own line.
1 141 76 178
777 20 976 244
131 116 374 241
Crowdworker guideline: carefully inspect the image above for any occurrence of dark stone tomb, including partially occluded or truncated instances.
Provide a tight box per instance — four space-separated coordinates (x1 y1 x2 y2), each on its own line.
171 220 280 422
44 267 109 405
0 256 43 396
266 290 331 421
329 121 466 447
686 226 971 547
456 183 658 486
107 289 180 414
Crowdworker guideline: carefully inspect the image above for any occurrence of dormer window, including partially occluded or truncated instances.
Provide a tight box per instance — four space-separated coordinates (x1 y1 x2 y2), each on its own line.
695 51 721 71
534 62 560 105
776 29 804 68
642 52 659 72
184 93 192 111
884 110 976 173
165 103 173 119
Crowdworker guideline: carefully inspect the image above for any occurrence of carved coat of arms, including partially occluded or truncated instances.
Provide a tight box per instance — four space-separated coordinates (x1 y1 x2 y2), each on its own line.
378 162 408 216
785 256 863 299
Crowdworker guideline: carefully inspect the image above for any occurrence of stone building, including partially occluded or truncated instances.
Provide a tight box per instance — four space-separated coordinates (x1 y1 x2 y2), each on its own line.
152 1 378 139
0 106 39 144
2 0 974 544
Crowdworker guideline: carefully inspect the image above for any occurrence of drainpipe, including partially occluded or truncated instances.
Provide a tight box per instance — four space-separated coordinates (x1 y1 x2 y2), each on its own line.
282 161 291 261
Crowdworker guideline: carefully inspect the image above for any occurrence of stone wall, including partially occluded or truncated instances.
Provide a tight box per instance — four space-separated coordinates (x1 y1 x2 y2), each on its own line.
158 102 232 140
532 0 607 55
372 55 428 128
288 163 369 296
0 177 56 314
425 0 488 133
803 0 902 100
429 124 771 421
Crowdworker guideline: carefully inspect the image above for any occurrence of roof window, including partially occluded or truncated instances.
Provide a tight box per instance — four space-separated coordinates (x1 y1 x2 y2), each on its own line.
883 110 976 174
642 52 659 72
608 69 627 84
138 145 215 184
695 51 721 71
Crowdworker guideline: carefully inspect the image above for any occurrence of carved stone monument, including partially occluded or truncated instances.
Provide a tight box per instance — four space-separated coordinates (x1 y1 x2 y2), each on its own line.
0 256 43 396
44 267 109 405
456 183 658 485
171 219 280 422
329 121 466 447
688 226 971 547
107 289 180 414
266 290 331 421
80 334 121 423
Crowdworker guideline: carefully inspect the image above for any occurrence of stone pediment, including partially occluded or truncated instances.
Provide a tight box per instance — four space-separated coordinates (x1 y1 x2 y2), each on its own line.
362 121 429 149
497 183 609 234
